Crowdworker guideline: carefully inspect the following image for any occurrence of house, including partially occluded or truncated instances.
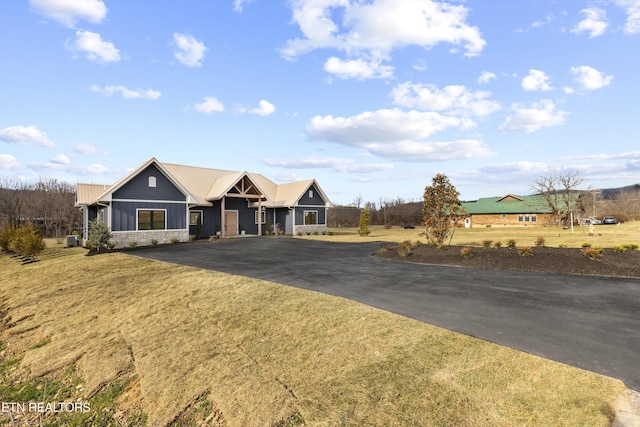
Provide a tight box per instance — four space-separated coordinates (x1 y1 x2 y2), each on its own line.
75 158 331 247
461 194 556 227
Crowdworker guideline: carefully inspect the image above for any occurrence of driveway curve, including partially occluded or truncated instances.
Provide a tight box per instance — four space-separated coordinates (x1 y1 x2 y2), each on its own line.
133 238 640 390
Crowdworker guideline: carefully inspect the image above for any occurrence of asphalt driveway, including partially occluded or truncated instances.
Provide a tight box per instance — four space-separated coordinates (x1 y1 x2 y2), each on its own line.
133 238 640 390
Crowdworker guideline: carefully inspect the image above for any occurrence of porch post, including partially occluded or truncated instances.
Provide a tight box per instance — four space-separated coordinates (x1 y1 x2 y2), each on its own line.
257 196 262 236
221 196 226 238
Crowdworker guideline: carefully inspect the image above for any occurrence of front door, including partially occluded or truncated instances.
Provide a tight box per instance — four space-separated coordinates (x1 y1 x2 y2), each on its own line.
224 211 238 236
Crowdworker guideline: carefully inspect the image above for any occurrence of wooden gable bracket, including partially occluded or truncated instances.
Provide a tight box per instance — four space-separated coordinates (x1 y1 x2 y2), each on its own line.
227 175 264 199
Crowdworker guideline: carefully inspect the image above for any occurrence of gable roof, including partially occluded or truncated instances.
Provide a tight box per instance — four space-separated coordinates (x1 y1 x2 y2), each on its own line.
76 158 331 208
462 194 553 215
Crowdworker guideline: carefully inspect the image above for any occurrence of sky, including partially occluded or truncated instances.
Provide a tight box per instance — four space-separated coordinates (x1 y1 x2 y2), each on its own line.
1 0 639 205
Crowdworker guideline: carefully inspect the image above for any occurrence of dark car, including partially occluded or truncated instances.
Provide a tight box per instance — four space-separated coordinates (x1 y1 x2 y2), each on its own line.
602 216 617 224
403 224 416 229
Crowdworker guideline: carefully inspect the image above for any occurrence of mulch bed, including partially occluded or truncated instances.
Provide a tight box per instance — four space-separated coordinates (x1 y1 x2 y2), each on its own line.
376 244 640 279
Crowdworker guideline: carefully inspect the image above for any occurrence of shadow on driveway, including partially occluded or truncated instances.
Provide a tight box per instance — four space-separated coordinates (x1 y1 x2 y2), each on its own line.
132 238 640 390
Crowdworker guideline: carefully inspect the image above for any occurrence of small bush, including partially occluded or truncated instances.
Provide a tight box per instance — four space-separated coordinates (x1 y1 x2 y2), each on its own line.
460 247 473 258
415 240 423 246
313 231 319 235
623 243 639 251
129 241 138 248
397 240 413 257
581 242 592 248
151 239 159 246
558 243 568 248
535 236 545 247
171 237 180 244
507 239 516 248
517 246 533 257
327 231 334 236
582 247 603 260
493 241 502 248
189 234 196 241
612 245 627 253
482 240 492 248
380 243 391 252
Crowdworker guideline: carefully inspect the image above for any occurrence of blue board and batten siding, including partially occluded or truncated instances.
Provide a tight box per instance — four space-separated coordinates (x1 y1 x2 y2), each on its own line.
294 184 327 225
111 164 188 232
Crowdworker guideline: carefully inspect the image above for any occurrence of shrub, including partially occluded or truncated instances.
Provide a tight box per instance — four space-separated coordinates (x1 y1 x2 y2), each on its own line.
612 245 627 253
582 247 603 260
189 234 196 241
88 219 113 252
534 236 545 247
151 239 159 246
313 231 319 235
493 241 502 248
327 231 334 236
507 239 516 248
170 237 180 244
128 241 138 248
415 240 423 246
460 246 473 258
0 226 15 252
397 240 413 257
482 240 492 248
380 243 391 252
558 243 568 248
623 243 639 251
5 223 46 259
517 246 533 257
581 242 592 248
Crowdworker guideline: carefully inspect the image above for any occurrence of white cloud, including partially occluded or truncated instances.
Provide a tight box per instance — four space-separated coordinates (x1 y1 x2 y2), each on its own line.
91 85 161 100
0 154 20 170
70 30 121 64
478 71 496 84
614 0 640 34
236 100 276 116
30 0 107 28
233 0 252 13
0 125 55 148
194 97 225 113
571 8 608 38
264 156 393 173
173 33 207 67
324 56 394 80
73 142 98 154
571 65 613 90
282 0 485 79
500 100 568 133
391 82 500 117
51 154 70 165
521 69 552 92
364 139 494 162
308 109 462 145
306 109 493 162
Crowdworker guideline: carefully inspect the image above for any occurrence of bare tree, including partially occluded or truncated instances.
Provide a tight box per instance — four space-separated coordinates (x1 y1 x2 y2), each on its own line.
531 168 586 226
0 177 31 228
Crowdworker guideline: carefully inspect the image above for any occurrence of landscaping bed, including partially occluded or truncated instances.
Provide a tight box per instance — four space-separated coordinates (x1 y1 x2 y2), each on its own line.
376 244 640 279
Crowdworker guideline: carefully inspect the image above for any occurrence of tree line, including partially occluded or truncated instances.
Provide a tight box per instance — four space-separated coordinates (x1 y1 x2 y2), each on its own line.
0 177 80 242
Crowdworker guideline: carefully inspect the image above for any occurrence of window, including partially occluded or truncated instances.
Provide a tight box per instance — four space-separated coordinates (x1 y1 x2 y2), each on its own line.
518 214 537 223
304 210 318 225
308 189 314 198
190 211 203 226
138 209 166 230
531 214 537 222
255 210 266 224
148 176 156 188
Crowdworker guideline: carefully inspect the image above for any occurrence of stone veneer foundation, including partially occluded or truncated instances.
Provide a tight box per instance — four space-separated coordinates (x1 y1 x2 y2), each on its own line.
294 224 328 235
111 230 189 248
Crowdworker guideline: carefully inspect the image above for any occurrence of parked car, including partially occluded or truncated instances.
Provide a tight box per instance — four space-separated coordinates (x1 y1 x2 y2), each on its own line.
602 216 617 224
403 224 416 229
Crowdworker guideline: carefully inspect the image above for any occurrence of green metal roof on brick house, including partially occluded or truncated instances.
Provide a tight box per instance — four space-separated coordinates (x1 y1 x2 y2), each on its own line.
462 194 554 214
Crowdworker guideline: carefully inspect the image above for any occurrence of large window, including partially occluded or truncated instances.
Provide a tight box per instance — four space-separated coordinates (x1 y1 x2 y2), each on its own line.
255 210 266 224
138 209 166 230
304 210 318 225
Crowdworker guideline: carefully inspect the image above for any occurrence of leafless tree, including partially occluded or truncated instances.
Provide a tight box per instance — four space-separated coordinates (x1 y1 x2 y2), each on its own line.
531 168 586 226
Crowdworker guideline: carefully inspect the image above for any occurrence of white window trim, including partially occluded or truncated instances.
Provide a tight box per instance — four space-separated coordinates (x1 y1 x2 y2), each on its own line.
149 176 156 188
308 189 313 198
255 210 266 224
136 208 167 230
304 210 318 225
190 210 204 226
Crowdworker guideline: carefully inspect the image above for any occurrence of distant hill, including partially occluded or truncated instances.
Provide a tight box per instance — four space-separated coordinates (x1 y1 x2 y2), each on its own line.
600 183 640 198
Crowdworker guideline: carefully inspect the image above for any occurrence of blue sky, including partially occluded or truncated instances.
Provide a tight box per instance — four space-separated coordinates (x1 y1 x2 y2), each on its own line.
1 0 639 205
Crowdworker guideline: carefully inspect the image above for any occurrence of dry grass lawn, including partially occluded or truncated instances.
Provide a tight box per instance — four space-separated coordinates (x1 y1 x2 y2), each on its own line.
305 221 640 248
0 242 626 426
